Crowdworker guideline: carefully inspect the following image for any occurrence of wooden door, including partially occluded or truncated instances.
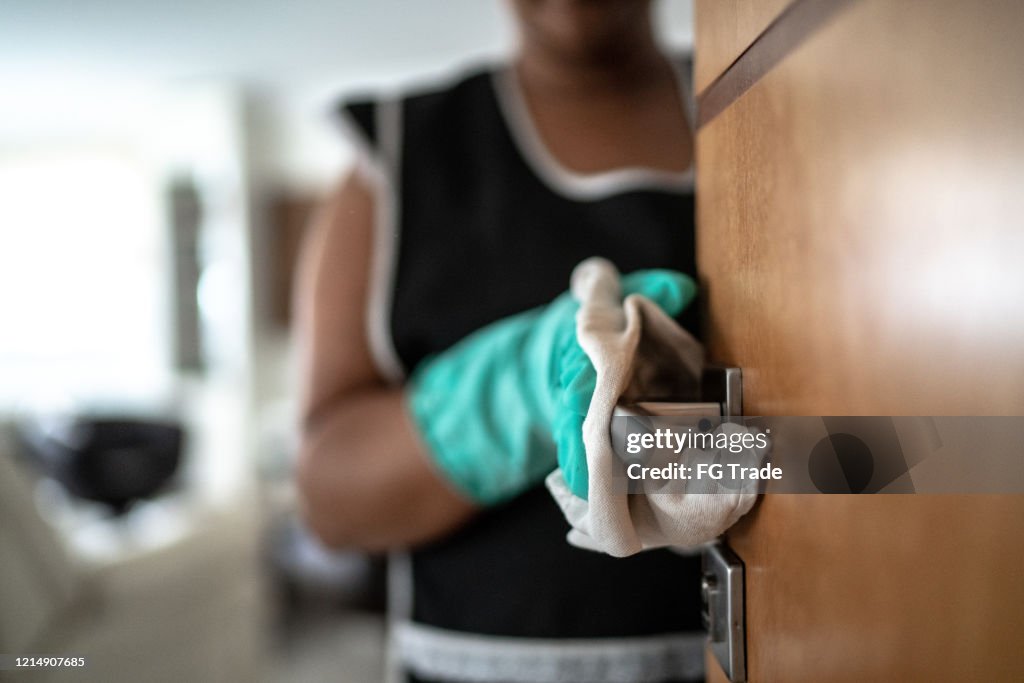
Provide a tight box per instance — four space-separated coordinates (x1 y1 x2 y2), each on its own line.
695 0 1024 680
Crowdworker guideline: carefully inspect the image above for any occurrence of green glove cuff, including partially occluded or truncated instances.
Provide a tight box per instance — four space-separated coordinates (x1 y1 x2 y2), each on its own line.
407 294 577 505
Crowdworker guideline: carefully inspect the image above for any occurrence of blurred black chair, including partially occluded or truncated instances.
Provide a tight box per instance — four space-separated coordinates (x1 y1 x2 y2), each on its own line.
19 417 184 514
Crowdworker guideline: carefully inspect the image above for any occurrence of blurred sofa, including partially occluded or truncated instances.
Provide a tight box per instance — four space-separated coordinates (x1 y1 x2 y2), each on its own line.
0 441 271 682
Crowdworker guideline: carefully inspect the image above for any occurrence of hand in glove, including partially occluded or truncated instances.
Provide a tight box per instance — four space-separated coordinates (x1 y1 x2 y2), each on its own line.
407 258 696 505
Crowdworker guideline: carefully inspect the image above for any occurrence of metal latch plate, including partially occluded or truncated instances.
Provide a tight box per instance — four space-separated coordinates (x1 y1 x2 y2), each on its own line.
702 540 746 682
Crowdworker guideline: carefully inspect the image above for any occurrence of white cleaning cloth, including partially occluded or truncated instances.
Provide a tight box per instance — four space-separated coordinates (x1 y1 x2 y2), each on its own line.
545 258 759 557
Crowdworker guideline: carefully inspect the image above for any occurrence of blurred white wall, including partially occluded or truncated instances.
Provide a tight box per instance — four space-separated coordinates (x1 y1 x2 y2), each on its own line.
1 0 694 192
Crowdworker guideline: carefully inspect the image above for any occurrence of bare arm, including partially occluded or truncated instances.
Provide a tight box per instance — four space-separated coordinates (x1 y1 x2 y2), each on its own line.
293 168 476 552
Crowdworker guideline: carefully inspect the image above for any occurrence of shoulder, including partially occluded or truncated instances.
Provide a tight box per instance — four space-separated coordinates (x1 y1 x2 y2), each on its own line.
334 63 500 158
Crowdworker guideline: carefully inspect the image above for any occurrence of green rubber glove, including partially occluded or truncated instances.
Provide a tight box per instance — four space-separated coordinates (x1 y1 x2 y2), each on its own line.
407 267 696 506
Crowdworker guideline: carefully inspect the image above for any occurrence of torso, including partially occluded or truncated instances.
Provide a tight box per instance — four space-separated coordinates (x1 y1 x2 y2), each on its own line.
339 58 705 683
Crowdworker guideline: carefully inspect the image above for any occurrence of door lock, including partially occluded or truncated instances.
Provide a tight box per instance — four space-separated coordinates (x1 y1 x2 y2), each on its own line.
702 540 746 682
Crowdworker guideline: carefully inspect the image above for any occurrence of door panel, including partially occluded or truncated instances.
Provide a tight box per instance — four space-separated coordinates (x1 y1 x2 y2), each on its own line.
724 495 1024 682
696 0 1024 680
698 0 1024 416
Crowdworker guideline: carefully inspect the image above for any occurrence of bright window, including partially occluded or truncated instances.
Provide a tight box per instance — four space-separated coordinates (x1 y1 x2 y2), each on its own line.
0 146 170 407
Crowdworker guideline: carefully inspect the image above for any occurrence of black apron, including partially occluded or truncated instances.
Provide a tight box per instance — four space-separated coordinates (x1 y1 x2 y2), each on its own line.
338 60 705 683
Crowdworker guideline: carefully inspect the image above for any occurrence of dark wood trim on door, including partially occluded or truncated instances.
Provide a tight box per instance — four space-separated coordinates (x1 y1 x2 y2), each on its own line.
697 0 860 129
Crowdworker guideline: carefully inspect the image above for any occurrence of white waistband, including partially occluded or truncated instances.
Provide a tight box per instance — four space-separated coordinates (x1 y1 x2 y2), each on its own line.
393 620 705 683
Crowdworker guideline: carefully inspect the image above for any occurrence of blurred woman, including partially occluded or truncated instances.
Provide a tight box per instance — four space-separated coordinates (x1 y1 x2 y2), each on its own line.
295 1 704 681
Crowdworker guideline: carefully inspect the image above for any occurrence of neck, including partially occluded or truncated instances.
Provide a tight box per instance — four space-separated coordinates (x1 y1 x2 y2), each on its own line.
515 31 671 96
